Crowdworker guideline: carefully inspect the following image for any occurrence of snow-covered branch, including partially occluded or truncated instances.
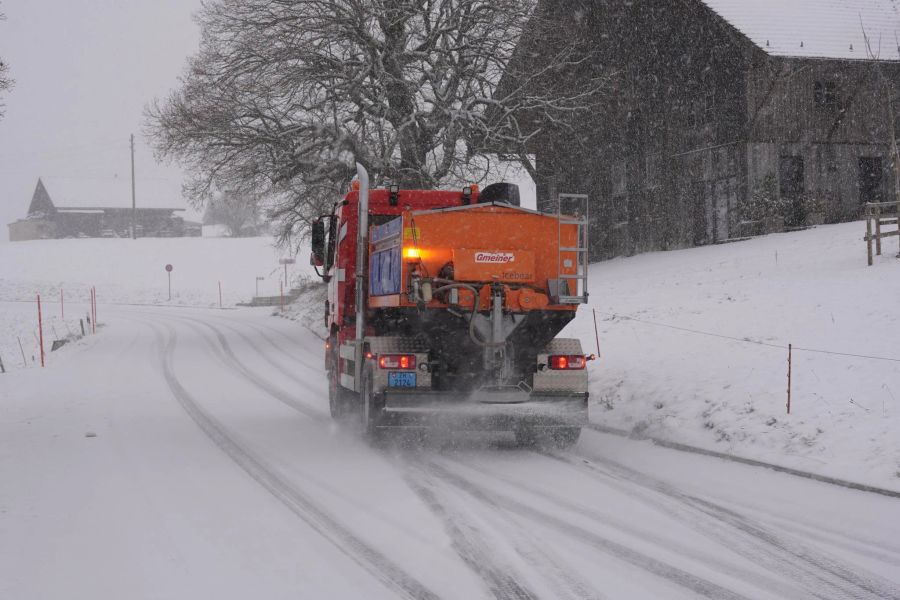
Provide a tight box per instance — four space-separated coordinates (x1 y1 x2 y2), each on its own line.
145 0 609 241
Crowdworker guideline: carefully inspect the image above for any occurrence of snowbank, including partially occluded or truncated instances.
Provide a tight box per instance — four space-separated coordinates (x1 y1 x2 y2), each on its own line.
572 222 900 490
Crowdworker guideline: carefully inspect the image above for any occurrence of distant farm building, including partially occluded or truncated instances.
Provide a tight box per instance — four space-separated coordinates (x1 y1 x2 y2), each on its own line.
506 0 900 258
7 178 201 241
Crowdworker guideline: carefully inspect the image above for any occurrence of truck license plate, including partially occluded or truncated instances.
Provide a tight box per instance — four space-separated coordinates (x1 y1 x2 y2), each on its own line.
388 372 416 388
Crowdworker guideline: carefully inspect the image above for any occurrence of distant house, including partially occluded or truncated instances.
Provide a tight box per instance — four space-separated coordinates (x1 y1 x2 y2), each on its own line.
506 0 900 258
7 177 201 241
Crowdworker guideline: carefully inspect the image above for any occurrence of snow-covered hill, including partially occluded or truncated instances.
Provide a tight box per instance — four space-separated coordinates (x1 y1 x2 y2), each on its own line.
571 221 900 490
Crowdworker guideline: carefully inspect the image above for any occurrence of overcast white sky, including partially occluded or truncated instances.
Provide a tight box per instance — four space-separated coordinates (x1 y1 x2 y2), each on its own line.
0 0 203 241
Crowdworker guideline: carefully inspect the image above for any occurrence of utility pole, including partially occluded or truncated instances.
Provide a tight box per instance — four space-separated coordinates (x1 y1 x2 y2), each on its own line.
130 133 136 239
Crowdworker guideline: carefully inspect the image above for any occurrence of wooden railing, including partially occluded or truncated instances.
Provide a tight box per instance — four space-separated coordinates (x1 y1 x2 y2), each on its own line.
865 201 900 266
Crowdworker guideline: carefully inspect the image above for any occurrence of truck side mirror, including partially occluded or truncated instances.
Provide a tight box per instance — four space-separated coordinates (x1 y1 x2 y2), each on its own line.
311 219 326 268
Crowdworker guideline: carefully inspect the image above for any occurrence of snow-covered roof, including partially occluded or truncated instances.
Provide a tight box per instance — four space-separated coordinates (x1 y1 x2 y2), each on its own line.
700 0 900 61
41 176 185 211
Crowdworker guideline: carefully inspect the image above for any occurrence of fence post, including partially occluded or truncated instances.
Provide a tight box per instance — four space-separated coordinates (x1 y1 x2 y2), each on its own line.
37 295 45 368
17 336 26 367
786 343 792 415
866 208 874 266
875 203 882 256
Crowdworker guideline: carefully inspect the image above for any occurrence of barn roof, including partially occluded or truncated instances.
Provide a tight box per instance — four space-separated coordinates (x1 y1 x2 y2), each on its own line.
700 0 900 61
39 176 185 211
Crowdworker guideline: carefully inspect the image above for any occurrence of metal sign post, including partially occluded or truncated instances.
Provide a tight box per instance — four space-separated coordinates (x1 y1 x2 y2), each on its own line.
165 264 173 301
279 258 296 288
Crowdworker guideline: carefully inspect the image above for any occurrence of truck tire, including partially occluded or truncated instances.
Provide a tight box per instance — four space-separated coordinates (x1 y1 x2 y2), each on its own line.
515 426 581 450
549 427 581 449
328 345 353 419
360 363 382 438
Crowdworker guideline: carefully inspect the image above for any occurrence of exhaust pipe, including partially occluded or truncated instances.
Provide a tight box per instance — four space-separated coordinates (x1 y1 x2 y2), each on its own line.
354 163 369 391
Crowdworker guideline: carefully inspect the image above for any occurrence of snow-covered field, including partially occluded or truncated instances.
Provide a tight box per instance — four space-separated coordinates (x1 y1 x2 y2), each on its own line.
569 222 900 491
0 235 305 372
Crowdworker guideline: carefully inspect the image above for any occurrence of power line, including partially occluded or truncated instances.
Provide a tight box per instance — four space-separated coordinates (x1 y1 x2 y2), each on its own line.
599 310 900 364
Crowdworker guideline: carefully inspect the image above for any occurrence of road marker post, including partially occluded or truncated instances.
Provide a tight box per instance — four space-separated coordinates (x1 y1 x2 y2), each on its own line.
60 288 64 319
218 281 223 309
786 343 792 414
17 336 26 367
37 295 45 367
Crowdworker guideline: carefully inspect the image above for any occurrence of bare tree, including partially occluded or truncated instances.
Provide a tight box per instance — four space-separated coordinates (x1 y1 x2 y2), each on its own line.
0 4 12 119
203 188 264 237
860 21 900 204
146 0 607 240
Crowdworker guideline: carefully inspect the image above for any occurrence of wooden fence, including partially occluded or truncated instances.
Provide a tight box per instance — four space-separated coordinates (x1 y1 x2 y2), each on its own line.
864 201 900 266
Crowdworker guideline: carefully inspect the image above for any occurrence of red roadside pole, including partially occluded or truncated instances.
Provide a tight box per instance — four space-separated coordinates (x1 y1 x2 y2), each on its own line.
37 294 45 367
786 343 792 415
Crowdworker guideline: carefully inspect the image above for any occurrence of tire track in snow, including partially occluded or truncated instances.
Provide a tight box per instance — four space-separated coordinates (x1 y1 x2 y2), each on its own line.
169 312 560 600
402 467 541 600
449 453 808 599
162 314 328 421
181 315 320 387
403 457 606 600
148 320 439 600
165 313 759 598
422 459 754 600
721 498 900 568
546 450 900 600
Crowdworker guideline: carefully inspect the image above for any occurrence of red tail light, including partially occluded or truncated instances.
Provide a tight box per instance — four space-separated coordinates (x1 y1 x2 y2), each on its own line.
378 354 416 370
549 355 586 370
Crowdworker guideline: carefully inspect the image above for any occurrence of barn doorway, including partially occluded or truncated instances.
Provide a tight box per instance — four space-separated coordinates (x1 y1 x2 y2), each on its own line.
858 157 884 204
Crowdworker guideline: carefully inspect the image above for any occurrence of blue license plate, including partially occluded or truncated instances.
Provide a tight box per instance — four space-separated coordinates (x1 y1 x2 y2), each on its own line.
388 372 417 388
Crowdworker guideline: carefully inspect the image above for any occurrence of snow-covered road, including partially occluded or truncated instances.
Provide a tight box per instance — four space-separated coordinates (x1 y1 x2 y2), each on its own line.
2 304 899 599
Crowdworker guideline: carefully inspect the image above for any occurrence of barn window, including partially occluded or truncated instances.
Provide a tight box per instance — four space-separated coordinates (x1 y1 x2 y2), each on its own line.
645 154 661 189
858 157 884 204
612 161 627 196
814 81 837 107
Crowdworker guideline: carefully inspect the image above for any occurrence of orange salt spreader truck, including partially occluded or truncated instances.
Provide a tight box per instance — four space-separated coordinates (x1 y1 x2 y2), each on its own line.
310 164 592 446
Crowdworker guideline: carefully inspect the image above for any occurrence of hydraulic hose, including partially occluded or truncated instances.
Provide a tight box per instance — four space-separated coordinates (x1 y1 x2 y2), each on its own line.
431 280 505 348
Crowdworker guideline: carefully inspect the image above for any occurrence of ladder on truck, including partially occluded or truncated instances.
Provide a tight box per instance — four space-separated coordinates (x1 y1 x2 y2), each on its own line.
555 193 589 304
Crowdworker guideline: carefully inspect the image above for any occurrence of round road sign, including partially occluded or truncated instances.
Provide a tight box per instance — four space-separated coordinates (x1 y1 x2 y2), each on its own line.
165 264 173 272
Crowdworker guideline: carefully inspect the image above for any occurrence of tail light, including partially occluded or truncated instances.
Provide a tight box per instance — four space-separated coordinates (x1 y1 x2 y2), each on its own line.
378 354 416 370
548 355 586 370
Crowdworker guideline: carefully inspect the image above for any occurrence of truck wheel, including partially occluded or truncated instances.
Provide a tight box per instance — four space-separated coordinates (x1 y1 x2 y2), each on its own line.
514 426 539 447
328 346 352 419
515 426 581 449
549 427 581 449
360 363 382 439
